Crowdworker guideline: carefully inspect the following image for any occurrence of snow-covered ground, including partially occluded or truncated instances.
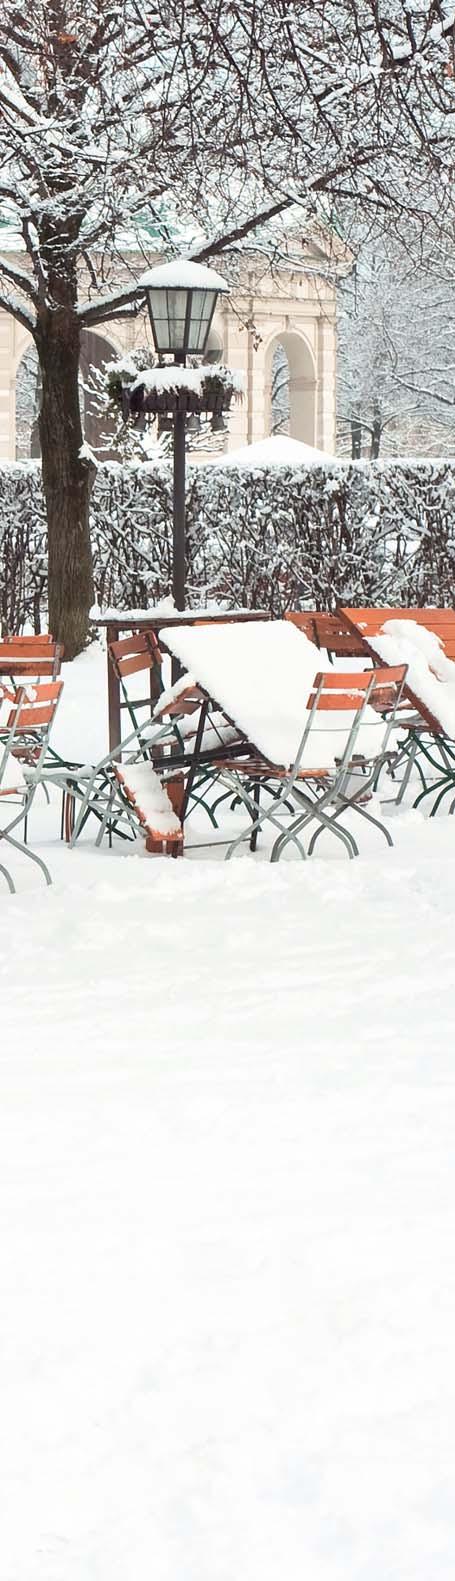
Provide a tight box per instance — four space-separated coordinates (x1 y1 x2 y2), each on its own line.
2 644 455 1580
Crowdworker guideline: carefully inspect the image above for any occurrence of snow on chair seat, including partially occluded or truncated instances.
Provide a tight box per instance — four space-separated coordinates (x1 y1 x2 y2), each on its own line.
114 761 183 854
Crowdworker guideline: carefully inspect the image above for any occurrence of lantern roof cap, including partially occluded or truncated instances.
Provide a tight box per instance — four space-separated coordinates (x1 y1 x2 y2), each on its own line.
138 258 229 293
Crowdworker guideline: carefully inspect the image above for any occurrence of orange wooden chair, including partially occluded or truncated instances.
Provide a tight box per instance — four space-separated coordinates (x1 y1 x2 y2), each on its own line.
285 610 365 659
339 606 455 664
339 605 455 810
107 630 164 748
0 679 64 889
214 664 408 861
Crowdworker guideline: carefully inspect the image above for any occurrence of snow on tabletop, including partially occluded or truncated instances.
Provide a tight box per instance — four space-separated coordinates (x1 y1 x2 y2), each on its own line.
90 603 257 622
159 619 386 769
90 597 177 622
116 762 181 836
372 619 455 737
137 258 230 292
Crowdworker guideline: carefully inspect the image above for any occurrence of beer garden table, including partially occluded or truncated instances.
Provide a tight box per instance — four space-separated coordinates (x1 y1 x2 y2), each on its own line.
90 609 270 753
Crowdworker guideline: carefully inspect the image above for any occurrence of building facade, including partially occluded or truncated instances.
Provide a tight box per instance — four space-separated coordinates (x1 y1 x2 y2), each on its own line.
1 235 340 462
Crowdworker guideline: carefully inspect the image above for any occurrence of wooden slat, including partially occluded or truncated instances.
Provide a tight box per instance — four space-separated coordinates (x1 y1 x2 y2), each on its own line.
0 659 56 676
8 703 56 728
110 632 158 659
6 679 63 732
307 665 406 712
285 609 364 655
1 633 54 645
114 650 156 678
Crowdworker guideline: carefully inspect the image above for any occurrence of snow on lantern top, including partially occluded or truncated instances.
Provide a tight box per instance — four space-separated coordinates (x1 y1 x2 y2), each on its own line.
138 258 229 360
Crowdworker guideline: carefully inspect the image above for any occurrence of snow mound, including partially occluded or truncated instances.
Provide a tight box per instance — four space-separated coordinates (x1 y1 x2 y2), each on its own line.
207 436 330 468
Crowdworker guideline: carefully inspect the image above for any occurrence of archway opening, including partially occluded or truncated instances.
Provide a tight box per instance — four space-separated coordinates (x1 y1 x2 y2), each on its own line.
15 330 120 460
266 331 316 445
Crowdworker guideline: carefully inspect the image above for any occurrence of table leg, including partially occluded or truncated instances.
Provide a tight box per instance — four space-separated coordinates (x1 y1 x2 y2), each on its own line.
180 699 209 824
107 623 121 757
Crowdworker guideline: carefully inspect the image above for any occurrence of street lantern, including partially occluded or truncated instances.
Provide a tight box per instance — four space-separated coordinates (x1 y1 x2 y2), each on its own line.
139 258 229 364
138 257 230 611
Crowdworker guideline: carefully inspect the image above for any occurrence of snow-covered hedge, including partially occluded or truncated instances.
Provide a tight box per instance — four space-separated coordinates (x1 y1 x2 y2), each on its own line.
1 457 455 633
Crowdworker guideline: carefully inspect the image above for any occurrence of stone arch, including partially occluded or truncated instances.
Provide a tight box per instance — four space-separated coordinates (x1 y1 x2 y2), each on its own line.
264 329 316 445
205 324 223 364
15 328 121 459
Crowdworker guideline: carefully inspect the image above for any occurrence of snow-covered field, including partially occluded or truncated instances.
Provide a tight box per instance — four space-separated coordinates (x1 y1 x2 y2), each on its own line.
2 644 455 1580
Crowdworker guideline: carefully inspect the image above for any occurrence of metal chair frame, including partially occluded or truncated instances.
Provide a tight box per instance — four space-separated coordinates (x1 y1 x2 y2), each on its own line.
217 666 408 862
0 681 64 890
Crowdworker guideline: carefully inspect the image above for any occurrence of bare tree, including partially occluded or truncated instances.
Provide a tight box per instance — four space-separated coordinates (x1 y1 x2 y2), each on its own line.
338 238 455 456
0 1 454 651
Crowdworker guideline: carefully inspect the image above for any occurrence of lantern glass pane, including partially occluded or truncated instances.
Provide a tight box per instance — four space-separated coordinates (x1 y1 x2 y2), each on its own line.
147 287 189 352
167 288 189 350
186 288 215 354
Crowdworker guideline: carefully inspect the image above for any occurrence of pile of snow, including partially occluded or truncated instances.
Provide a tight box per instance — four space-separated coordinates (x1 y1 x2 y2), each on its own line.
90 597 178 623
137 258 230 293
159 619 386 769
115 762 181 837
207 435 330 468
2 809 455 1581
131 364 244 399
372 619 455 736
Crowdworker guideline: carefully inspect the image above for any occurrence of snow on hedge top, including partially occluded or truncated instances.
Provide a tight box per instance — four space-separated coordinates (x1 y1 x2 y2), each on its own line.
372 618 455 736
159 619 384 769
209 436 330 468
138 259 229 293
131 364 244 397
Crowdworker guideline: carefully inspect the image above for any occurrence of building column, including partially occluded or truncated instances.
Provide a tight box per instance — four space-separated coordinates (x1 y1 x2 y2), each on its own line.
0 312 17 461
316 315 336 453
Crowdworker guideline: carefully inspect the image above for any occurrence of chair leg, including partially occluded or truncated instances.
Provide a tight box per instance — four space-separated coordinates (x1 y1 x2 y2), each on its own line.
271 802 357 863
250 781 260 851
0 857 16 893
0 828 52 886
308 795 393 853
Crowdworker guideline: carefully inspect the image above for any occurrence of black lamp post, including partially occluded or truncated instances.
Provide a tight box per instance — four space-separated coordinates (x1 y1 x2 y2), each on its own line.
138 259 229 611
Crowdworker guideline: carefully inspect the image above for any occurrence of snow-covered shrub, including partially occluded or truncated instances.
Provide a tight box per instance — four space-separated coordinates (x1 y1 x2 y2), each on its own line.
1 457 455 632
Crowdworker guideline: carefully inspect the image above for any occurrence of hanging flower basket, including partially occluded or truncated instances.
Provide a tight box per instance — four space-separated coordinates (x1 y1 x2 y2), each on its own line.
107 359 244 425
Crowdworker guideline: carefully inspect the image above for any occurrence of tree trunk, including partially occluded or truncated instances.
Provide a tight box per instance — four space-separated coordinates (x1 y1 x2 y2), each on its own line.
351 410 362 459
37 306 95 659
370 402 382 460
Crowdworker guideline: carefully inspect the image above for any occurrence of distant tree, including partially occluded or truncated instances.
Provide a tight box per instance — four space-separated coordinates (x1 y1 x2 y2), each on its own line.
0 1 454 651
271 345 290 436
338 241 455 457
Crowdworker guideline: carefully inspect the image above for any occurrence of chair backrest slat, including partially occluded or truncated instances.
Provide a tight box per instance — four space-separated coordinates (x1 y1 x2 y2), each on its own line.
307 666 407 712
109 631 161 677
6 680 63 733
285 610 365 656
0 635 63 680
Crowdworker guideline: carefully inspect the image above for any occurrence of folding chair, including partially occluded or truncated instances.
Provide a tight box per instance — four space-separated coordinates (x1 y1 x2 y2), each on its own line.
108 630 164 745
339 606 455 812
285 610 365 660
0 682 64 890
101 762 184 855
213 665 408 862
